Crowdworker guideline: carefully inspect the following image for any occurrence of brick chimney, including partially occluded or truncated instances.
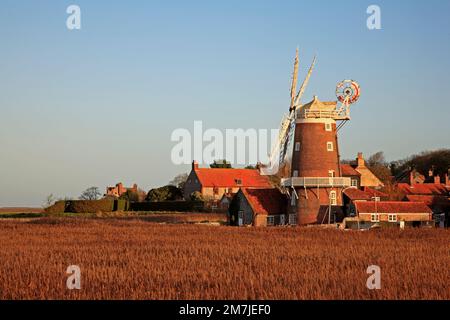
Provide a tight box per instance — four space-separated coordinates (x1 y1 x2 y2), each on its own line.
192 160 199 171
117 182 124 195
356 152 365 168
410 171 416 186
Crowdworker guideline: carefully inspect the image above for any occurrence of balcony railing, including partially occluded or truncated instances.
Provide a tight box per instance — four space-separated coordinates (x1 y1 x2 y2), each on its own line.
297 110 350 120
281 177 352 188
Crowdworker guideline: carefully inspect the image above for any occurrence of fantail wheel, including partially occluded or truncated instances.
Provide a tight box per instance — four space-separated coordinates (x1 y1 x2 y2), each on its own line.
336 80 360 104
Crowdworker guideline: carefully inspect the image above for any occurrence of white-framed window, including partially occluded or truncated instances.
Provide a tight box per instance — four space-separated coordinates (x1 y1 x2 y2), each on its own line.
291 196 296 207
388 214 397 222
371 214 380 222
295 142 301 152
327 142 334 152
328 170 335 178
351 179 358 187
330 191 337 206
289 214 297 225
325 123 332 131
293 170 299 177
267 215 275 226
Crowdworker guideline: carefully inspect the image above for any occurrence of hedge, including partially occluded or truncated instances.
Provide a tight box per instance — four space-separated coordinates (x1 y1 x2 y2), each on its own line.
129 201 205 212
46 199 123 214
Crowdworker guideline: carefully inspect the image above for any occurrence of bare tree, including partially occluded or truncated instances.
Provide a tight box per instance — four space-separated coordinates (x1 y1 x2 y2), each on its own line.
169 173 189 189
79 187 101 200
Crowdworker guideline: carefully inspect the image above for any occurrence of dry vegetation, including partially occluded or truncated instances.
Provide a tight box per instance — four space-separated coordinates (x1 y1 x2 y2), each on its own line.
0 218 448 300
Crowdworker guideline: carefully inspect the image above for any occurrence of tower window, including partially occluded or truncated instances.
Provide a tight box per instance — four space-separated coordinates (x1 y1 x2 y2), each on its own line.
295 142 301 152
325 123 332 131
293 170 299 177
328 170 335 178
330 191 337 206
327 142 334 151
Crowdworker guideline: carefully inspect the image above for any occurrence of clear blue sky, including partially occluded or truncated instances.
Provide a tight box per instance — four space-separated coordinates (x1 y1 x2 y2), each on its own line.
1 0 449 206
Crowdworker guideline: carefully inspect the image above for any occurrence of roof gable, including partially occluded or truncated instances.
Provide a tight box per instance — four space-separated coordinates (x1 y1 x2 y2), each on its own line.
341 164 361 176
241 188 286 215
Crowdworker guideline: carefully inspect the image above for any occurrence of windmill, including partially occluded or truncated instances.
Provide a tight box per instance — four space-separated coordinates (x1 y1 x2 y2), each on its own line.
264 49 316 176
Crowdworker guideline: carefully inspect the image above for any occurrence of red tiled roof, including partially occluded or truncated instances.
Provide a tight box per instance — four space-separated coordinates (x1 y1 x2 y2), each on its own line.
341 164 361 176
397 183 449 196
405 195 435 206
405 195 450 208
241 188 286 215
195 168 272 188
355 201 432 214
343 188 372 200
344 187 388 201
362 187 388 198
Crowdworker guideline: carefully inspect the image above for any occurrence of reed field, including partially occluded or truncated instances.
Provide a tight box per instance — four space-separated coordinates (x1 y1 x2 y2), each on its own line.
0 217 448 300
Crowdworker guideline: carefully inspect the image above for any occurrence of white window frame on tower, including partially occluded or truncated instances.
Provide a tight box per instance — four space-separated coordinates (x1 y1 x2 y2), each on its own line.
330 191 337 206
327 142 334 152
325 123 332 131
295 142 301 152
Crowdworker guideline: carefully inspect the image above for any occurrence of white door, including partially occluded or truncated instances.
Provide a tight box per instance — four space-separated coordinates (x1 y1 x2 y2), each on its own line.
238 211 244 226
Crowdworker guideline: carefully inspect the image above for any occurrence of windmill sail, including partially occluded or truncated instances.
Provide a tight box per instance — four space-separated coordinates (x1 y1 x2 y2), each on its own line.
264 51 317 177
293 55 316 109
290 48 299 110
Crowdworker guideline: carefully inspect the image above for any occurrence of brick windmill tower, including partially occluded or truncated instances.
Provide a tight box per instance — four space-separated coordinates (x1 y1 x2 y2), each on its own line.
269 50 360 225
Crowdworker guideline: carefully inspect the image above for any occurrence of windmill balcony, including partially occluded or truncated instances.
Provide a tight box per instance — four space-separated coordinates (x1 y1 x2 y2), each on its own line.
297 110 350 121
281 177 352 188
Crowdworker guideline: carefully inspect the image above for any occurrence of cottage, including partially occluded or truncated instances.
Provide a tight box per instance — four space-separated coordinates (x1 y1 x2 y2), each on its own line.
106 182 138 198
398 180 450 228
228 188 288 227
348 201 433 229
343 187 388 216
183 161 272 201
341 153 384 189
